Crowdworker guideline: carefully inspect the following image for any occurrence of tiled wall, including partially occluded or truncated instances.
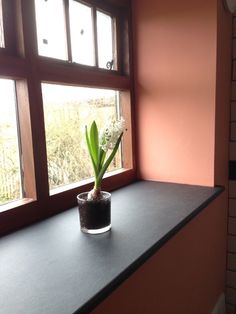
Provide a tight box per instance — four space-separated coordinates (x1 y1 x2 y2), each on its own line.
227 16 236 314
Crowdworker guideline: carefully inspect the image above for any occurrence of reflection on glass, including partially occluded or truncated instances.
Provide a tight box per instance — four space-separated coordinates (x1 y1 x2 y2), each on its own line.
0 79 22 206
42 83 122 191
34 0 67 60
69 0 94 66
0 0 4 48
97 11 114 70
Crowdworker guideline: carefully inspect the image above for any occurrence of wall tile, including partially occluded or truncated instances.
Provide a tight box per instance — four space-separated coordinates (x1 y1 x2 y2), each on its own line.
231 122 236 141
227 270 236 287
229 218 236 235
226 303 235 314
232 102 236 121
233 40 236 59
233 18 236 38
232 82 236 100
229 199 236 217
226 287 236 304
228 253 236 270
229 181 236 198
233 62 236 80
228 235 236 253
230 142 236 160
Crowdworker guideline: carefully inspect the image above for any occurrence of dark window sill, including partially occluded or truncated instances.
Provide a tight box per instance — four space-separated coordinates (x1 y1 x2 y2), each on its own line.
0 180 223 314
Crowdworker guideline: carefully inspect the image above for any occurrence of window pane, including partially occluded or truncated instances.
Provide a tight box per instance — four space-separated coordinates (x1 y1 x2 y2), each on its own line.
42 83 122 191
0 0 4 48
69 1 94 66
97 11 114 70
34 0 67 60
0 79 22 206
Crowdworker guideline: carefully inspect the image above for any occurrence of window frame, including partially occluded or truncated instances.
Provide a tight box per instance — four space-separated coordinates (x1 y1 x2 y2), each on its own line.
0 0 135 235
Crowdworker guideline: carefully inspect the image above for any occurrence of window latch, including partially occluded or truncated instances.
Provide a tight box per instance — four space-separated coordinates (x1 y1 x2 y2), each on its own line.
106 60 114 70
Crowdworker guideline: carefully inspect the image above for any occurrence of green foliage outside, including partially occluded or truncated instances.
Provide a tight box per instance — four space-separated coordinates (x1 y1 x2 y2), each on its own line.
45 97 121 191
0 123 21 205
0 96 121 205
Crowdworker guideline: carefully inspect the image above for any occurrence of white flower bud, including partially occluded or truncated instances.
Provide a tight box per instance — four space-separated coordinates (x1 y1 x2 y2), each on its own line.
100 117 125 152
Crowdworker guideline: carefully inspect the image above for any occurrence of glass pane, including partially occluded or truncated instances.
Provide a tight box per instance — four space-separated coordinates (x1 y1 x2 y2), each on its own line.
69 0 94 66
0 79 22 206
0 0 4 48
97 11 114 70
34 0 67 60
42 83 122 191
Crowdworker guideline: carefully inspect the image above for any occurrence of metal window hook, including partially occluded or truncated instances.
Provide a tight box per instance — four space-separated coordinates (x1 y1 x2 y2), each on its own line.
106 60 114 70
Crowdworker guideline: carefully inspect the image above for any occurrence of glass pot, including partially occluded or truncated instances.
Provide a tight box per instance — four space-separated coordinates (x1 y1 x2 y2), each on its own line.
77 191 111 234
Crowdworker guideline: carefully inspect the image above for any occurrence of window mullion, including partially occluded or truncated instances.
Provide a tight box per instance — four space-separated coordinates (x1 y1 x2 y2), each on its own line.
64 0 72 62
0 0 4 48
92 6 98 67
1 0 17 54
19 0 50 201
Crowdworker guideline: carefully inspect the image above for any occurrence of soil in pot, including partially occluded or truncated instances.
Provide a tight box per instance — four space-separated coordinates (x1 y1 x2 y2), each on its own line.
77 191 111 234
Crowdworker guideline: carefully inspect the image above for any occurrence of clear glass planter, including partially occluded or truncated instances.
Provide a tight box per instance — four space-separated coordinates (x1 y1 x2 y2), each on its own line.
77 191 111 234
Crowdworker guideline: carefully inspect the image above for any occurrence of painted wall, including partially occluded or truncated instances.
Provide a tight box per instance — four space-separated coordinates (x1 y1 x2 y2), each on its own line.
92 195 227 314
92 0 231 313
134 0 218 186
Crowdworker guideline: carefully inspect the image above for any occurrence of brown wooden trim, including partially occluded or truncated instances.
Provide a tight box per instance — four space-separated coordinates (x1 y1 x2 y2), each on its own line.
1 0 17 54
15 80 37 200
38 57 130 89
0 198 35 214
76 0 122 15
0 55 27 77
120 7 130 76
26 75 50 201
127 3 137 174
104 0 130 7
14 0 25 57
20 0 38 59
0 169 136 236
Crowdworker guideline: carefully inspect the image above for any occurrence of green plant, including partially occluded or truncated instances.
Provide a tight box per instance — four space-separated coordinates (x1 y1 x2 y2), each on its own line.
85 118 125 199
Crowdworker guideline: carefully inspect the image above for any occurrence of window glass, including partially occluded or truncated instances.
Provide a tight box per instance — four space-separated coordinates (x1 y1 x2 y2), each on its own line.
0 0 4 48
0 79 22 206
69 1 94 66
34 0 67 60
97 11 114 70
42 83 122 191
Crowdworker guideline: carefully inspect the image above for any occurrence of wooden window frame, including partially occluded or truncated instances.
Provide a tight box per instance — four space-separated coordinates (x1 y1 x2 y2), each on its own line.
0 0 135 235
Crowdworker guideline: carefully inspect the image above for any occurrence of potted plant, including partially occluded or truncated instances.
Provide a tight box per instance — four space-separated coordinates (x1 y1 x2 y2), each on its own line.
77 117 125 234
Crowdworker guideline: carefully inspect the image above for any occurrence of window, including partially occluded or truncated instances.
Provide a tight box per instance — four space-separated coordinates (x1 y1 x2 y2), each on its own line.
69 1 94 66
42 83 122 191
0 79 22 206
35 0 117 70
35 0 67 60
0 0 133 234
97 10 114 69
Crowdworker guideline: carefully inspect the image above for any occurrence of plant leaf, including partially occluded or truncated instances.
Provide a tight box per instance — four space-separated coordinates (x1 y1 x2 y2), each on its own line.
98 148 106 171
96 132 123 187
85 126 98 176
89 121 99 165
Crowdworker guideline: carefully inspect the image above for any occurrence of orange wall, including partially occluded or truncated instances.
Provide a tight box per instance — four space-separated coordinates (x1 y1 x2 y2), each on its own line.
92 1 231 313
92 194 227 314
133 0 218 186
